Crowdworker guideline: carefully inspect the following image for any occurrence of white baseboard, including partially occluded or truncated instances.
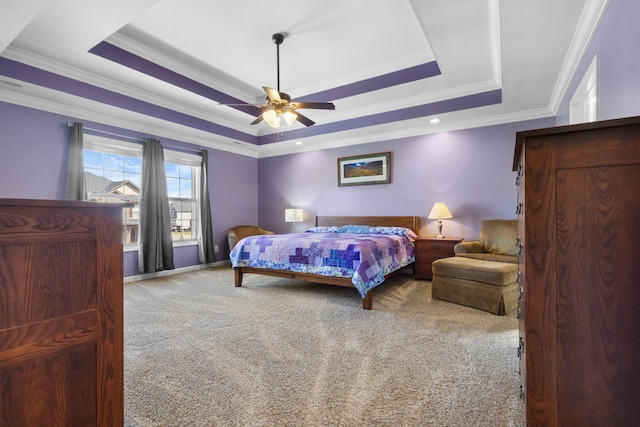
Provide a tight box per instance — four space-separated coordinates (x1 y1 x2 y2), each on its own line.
124 260 231 283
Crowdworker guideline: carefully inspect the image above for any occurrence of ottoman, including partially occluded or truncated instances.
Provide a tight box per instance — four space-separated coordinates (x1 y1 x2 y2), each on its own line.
431 257 519 315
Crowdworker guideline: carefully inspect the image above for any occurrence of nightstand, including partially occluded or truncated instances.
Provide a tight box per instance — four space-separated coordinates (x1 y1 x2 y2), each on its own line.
414 237 463 280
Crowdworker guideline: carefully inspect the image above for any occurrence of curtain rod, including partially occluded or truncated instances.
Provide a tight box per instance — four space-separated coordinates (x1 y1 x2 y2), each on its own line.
68 122 204 154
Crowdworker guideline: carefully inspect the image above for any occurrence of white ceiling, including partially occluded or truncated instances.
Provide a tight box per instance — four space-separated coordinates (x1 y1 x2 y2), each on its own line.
0 0 608 157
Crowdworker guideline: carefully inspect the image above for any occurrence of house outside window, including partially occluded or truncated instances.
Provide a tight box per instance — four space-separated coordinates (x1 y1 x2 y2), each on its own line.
165 161 197 241
83 135 201 248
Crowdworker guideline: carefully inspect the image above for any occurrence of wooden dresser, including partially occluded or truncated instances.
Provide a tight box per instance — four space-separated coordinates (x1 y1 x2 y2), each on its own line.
513 117 640 426
0 199 125 426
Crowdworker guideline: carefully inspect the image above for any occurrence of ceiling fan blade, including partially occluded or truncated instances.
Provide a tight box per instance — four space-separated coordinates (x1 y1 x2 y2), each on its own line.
263 86 281 103
295 112 316 127
250 115 264 125
292 101 335 110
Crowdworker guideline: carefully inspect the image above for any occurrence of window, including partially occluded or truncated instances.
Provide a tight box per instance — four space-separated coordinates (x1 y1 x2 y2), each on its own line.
164 150 201 243
83 135 201 247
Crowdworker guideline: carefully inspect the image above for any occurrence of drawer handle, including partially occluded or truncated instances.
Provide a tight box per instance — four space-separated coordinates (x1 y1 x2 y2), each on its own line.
432 256 440 261
432 244 440 249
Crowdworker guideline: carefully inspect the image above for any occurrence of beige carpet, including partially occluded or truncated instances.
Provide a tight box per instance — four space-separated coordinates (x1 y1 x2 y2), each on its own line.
124 266 523 426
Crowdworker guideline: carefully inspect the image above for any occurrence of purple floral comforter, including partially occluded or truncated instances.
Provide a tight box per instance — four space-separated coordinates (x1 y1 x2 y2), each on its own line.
230 226 416 298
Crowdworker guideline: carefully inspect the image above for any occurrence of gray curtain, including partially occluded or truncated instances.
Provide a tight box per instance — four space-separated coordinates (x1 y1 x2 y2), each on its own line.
139 138 175 273
199 150 215 263
65 122 86 200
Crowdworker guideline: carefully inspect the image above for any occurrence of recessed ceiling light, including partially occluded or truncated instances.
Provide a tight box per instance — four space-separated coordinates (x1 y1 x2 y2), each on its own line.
295 141 303 145
430 118 440 124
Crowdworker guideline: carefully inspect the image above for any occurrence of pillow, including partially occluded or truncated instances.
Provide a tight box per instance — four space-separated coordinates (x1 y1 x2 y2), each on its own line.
336 225 375 234
370 226 418 241
306 224 417 241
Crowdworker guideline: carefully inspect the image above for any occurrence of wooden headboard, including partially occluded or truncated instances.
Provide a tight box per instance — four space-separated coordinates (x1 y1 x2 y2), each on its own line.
316 216 420 234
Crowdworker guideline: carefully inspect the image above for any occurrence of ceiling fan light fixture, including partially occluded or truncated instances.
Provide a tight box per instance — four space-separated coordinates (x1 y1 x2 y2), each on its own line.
263 109 279 128
283 110 297 126
263 108 297 128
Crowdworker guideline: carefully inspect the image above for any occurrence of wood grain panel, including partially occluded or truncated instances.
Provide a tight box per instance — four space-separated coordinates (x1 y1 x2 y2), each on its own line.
0 311 97 368
0 206 97 244
523 136 559 426
0 241 97 329
0 200 124 426
555 164 640 425
94 207 125 425
0 342 97 426
555 126 640 169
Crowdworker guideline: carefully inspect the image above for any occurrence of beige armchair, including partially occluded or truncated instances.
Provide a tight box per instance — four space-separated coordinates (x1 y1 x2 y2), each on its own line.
431 219 519 315
228 225 274 253
453 219 518 264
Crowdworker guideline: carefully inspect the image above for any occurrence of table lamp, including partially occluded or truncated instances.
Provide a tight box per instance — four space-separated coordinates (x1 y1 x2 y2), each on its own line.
428 202 453 239
285 208 303 232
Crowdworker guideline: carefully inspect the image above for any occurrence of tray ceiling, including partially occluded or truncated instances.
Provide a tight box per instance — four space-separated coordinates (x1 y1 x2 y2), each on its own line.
0 0 606 157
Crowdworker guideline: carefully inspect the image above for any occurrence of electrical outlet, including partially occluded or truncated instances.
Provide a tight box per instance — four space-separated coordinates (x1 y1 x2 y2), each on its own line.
214 245 219 253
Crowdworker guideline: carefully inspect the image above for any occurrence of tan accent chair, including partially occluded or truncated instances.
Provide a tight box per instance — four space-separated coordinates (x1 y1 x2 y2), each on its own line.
431 219 519 315
453 219 518 264
227 225 274 253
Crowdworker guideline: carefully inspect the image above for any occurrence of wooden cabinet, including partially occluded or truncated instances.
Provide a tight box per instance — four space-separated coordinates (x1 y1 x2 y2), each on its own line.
414 237 462 280
513 117 640 426
0 199 125 426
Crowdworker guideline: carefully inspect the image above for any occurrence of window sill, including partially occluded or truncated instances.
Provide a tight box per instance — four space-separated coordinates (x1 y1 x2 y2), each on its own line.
173 240 198 248
123 240 198 252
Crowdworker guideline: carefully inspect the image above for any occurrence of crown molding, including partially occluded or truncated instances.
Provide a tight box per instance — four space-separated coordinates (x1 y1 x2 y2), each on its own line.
488 0 502 86
0 83 258 158
3 45 258 133
548 0 610 113
256 106 554 158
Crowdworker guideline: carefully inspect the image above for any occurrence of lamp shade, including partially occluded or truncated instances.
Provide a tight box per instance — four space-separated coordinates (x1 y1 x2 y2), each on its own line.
263 109 279 128
285 208 303 223
428 202 453 219
263 109 297 128
283 110 297 125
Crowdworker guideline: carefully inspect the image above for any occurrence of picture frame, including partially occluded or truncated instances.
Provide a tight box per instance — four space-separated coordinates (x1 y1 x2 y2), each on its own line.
337 152 391 186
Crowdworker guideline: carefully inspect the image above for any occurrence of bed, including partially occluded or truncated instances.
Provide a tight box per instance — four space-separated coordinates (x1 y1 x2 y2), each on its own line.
230 215 419 309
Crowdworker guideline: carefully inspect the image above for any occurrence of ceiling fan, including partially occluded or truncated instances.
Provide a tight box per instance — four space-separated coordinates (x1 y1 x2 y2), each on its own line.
229 33 335 128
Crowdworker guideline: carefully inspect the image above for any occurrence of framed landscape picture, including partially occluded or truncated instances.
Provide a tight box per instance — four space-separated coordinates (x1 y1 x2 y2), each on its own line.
337 152 391 186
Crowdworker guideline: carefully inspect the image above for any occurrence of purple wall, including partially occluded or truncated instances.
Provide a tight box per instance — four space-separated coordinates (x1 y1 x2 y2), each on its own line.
210 149 259 254
556 0 640 124
0 103 69 199
257 119 554 241
2 0 639 274
0 101 258 277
